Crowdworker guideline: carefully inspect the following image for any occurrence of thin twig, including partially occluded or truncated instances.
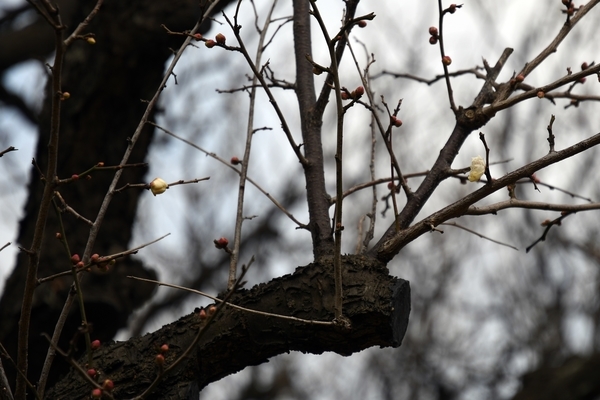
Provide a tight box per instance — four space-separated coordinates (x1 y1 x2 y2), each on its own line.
150 123 306 228
466 199 600 215
63 0 104 47
36 234 171 285
440 222 518 250
478 132 493 184
40 334 113 399
486 63 600 116
334 158 514 205
437 0 457 113
54 191 94 226
15 0 69 394
0 342 36 400
36 232 170 395
372 67 485 83
547 114 556 153
226 0 278 289
526 213 572 253
491 0 600 108
114 177 210 194
525 179 593 203
0 146 17 157
222 12 307 166
0 343 15 400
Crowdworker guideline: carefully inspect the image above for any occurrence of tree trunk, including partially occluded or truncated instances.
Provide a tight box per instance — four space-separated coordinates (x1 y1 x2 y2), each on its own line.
0 0 220 391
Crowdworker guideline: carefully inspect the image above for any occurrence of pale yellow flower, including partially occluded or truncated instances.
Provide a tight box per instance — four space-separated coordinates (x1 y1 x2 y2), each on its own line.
150 178 169 196
468 156 485 182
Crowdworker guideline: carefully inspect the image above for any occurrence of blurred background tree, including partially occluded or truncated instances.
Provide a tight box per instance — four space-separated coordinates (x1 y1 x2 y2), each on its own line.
1 0 600 399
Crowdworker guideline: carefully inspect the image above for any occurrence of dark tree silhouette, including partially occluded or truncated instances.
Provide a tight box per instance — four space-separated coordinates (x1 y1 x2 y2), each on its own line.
1 1 600 399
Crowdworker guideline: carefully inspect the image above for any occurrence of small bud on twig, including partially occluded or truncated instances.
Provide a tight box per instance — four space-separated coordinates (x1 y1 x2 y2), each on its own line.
150 178 169 196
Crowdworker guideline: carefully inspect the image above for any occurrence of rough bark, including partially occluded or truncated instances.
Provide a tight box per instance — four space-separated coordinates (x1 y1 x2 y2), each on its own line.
46 255 410 399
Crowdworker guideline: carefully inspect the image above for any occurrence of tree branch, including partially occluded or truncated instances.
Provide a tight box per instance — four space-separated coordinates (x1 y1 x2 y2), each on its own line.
374 130 600 261
292 0 334 259
46 256 410 399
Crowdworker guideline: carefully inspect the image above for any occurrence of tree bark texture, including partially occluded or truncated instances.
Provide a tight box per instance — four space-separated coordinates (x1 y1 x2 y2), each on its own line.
46 255 410 399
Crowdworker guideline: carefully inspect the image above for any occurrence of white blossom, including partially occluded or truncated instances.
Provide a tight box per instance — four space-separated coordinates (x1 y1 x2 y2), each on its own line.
468 156 486 182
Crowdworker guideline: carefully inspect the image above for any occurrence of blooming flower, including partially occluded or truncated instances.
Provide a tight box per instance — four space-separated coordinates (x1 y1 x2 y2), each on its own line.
150 178 168 196
468 156 485 182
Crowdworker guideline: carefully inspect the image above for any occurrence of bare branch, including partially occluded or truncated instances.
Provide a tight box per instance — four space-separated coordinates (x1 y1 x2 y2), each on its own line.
374 130 600 262
440 221 518 251
227 0 279 289
150 123 307 228
466 199 600 215
0 146 17 157
525 213 572 253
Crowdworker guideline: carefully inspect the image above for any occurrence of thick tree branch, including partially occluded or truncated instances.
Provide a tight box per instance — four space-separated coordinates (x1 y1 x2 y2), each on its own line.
292 0 334 259
46 256 410 399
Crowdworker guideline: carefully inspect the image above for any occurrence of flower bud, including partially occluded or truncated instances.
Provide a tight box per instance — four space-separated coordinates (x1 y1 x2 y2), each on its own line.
150 178 168 196
102 379 114 391
442 56 452 66
155 354 165 365
199 308 207 320
214 237 229 249
390 116 403 127
215 33 226 45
